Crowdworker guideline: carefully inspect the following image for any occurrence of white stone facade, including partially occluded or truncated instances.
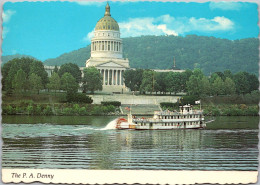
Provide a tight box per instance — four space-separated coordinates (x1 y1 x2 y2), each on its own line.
85 3 130 92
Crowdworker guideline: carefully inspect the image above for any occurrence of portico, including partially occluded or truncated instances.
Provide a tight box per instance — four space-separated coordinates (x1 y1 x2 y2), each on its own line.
98 69 124 86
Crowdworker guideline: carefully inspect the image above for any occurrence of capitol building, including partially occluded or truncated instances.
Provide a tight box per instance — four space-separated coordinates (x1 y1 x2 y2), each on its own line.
44 3 184 93
86 3 130 92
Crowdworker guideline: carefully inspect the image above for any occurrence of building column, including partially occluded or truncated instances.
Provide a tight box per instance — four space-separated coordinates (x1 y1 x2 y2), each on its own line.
103 69 106 85
119 70 122 85
107 69 110 85
115 70 118 85
112 70 114 85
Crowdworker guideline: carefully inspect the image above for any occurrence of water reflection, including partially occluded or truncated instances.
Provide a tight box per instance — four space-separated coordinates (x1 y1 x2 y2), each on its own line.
2 116 259 170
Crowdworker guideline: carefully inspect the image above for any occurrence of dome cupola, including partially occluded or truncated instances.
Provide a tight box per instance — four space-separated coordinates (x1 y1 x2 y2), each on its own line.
95 2 119 31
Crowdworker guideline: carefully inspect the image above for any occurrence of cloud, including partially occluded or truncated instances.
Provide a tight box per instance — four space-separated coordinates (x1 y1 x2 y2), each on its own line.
119 16 178 38
83 29 94 42
188 16 234 32
209 2 242 11
75 1 105 6
83 14 234 41
118 15 234 38
2 26 9 39
3 9 16 23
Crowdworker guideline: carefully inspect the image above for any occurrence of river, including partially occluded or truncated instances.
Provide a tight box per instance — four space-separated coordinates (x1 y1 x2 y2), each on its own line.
2 115 258 170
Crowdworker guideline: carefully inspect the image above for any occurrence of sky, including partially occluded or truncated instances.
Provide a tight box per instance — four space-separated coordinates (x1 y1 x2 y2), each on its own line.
2 1 259 61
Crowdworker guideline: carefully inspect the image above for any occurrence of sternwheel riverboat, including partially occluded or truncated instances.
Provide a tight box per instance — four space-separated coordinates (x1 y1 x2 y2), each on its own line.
116 104 206 130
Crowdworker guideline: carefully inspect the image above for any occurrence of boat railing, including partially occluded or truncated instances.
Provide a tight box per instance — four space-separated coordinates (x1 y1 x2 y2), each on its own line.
154 110 203 115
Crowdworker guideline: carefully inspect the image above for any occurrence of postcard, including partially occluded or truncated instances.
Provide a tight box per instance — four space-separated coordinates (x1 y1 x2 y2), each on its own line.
1 0 259 184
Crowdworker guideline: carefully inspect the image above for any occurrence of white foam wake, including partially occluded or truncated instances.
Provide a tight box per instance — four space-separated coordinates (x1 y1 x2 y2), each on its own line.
205 119 215 124
100 118 118 130
72 118 118 131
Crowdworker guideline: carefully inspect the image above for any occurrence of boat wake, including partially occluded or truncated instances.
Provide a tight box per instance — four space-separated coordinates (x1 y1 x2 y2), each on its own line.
72 118 118 131
205 119 215 124
100 118 118 130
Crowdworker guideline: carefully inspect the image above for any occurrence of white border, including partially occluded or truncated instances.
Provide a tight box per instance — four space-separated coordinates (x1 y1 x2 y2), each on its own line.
1 0 259 184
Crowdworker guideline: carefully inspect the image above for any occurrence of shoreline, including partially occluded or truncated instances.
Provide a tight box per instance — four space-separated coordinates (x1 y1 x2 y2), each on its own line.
2 101 259 117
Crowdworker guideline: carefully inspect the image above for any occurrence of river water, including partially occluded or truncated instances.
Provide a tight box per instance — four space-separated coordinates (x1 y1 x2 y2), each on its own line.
2 115 259 170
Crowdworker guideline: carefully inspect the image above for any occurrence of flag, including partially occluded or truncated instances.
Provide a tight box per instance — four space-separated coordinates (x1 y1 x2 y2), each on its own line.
195 100 201 104
125 107 130 111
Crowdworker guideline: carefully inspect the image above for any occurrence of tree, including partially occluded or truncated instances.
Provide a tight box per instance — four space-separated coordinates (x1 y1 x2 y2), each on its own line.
193 68 204 79
3 62 20 94
209 73 220 84
53 65 59 73
47 72 61 95
248 73 258 93
124 69 143 92
214 72 225 80
29 60 48 87
223 70 233 80
233 72 250 94
2 58 45 94
140 70 155 94
61 72 79 102
29 73 44 94
166 72 182 95
12 69 27 93
155 72 167 94
212 76 224 96
82 67 102 93
200 76 211 96
186 75 201 96
224 77 236 95
58 63 82 83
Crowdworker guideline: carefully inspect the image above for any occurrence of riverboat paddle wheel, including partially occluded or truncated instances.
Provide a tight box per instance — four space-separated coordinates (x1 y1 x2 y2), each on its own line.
116 118 127 129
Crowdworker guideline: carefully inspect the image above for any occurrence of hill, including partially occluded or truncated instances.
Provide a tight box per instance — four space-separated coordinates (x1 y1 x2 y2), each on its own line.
123 35 259 75
1 54 37 66
3 35 259 75
44 46 91 67
44 35 259 75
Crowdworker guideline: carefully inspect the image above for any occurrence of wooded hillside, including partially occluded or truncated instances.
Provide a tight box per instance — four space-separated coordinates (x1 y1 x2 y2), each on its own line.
3 35 259 75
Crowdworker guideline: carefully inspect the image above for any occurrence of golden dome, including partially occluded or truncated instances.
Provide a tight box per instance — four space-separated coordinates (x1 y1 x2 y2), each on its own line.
95 3 119 31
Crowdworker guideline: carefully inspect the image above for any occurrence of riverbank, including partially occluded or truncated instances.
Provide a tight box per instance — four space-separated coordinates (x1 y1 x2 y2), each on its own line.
2 101 121 116
2 101 258 116
161 104 258 116
2 92 259 116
